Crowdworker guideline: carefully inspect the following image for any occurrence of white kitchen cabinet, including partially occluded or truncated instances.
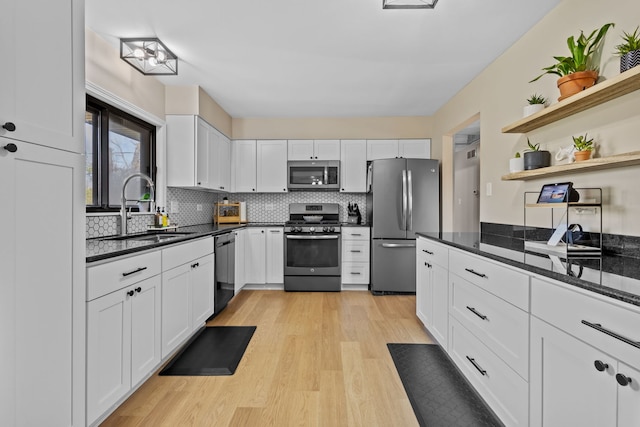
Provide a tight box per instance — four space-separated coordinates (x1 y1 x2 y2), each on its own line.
257 140 288 192
266 228 284 284
415 237 448 348
234 229 246 292
244 228 267 284
0 0 84 154
341 228 370 285
86 274 161 426
530 277 640 427
0 138 85 427
166 115 230 191
288 139 340 160
161 238 215 358
232 140 257 192
340 140 367 193
367 139 431 160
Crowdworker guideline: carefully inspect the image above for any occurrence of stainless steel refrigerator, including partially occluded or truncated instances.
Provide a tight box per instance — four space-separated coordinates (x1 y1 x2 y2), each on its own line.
367 158 440 293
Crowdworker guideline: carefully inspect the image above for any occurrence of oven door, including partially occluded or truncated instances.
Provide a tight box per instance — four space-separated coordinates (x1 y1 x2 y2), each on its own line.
284 234 341 276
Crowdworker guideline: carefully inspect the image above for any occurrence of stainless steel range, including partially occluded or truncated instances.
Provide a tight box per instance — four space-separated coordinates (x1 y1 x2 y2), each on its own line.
284 203 341 292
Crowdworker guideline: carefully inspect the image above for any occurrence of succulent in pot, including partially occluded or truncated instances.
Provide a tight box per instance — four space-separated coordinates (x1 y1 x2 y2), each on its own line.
523 93 548 117
523 139 551 170
615 26 640 73
509 151 525 173
572 133 595 162
530 23 615 101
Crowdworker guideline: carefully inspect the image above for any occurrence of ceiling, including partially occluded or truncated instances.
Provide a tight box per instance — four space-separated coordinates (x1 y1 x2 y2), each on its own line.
85 0 560 119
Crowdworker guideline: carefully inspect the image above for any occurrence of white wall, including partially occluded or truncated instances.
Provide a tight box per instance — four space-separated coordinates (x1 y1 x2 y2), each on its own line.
433 0 640 236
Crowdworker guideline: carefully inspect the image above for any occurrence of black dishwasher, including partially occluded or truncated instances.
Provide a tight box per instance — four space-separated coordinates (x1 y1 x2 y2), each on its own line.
214 232 235 314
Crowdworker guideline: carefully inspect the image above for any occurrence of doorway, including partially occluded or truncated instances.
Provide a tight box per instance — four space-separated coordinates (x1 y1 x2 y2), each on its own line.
452 120 480 233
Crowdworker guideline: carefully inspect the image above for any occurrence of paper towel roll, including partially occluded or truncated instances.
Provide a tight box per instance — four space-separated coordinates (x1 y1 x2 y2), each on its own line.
240 202 247 222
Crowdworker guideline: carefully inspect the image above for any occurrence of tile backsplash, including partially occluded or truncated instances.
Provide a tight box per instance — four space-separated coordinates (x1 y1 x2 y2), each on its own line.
86 187 366 239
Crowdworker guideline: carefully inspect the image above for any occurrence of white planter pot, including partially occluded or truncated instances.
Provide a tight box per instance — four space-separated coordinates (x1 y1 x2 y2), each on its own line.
509 157 525 173
523 104 545 117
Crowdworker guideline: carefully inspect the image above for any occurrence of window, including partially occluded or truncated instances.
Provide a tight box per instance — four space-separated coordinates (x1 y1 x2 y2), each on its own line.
85 96 156 211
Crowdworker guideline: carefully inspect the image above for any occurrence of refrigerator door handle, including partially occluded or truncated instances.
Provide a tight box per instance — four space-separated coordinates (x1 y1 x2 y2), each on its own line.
407 170 413 230
402 169 407 230
381 243 417 248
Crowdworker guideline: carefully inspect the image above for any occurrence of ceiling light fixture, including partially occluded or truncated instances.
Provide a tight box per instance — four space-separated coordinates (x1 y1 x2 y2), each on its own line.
120 38 178 76
383 0 438 9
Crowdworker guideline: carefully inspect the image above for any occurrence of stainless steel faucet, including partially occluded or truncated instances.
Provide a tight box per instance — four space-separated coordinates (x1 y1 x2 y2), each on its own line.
120 173 155 235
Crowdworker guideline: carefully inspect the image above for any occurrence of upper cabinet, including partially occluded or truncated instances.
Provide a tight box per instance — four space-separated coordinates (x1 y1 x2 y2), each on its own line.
232 140 257 193
0 0 84 154
166 115 231 192
288 139 340 160
366 139 431 160
257 140 288 193
340 140 367 193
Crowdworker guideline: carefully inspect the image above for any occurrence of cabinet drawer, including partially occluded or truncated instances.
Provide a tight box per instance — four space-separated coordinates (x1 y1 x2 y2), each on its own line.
342 227 370 240
450 274 529 379
449 249 529 310
531 277 640 367
416 237 448 268
449 317 528 427
342 240 370 262
342 262 369 284
87 251 161 301
162 237 214 272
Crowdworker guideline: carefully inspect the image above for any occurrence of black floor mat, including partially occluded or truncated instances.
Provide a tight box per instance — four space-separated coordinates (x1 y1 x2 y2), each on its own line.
160 326 256 376
387 343 503 427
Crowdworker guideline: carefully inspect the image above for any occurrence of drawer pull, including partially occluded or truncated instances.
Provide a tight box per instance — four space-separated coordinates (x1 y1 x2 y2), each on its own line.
351 233 362 236
594 360 609 372
350 272 361 275
466 356 487 376
122 266 147 277
422 249 434 255
466 306 487 320
581 320 640 349
616 373 633 387
350 250 362 253
191 262 200 269
464 268 487 278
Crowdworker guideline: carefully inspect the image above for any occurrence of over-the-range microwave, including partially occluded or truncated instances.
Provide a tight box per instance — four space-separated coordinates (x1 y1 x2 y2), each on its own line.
287 160 340 191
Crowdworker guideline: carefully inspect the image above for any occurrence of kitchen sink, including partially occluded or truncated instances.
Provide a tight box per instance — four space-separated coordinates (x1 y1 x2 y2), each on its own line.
103 231 195 243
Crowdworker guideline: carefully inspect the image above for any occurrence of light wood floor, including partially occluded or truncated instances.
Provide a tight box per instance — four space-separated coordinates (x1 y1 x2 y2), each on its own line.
102 290 433 426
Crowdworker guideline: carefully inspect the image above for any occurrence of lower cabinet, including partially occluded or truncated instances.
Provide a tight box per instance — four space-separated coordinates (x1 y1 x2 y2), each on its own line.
242 227 284 286
341 227 370 285
86 274 161 425
266 228 284 283
416 237 448 348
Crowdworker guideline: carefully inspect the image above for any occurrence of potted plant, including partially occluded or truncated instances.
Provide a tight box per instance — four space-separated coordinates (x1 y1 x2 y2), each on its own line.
523 139 551 170
530 23 615 101
523 93 547 117
572 133 595 161
509 151 524 173
615 26 640 73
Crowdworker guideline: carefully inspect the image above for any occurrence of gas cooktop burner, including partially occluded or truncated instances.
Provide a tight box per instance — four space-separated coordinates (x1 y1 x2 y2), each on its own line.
285 220 340 226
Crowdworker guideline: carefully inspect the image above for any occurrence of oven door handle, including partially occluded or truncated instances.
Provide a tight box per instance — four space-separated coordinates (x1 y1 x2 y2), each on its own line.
286 235 340 240
381 243 416 248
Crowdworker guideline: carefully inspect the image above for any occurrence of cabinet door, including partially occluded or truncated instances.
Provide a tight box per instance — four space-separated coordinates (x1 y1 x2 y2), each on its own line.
0 0 83 153
266 228 284 283
166 115 197 187
416 251 432 328
314 140 340 160
367 140 398 160
244 228 267 284
530 317 617 427
234 230 246 292
86 289 131 425
130 276 162 387
288 140 315 160
211 129 230 192
196 118 212 188
161 263 192 358
191 254 215 328
233 140 257 192
340 140 367 192
257 140 288 192
618 362 640 427
399 139 431 159
0 139 84 427
430 263 448 348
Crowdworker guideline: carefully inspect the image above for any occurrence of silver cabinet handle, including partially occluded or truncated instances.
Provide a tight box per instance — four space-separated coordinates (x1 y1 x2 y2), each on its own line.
382 243 416 248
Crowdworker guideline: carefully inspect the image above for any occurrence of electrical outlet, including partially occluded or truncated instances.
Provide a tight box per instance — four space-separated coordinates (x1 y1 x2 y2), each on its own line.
265 204 275 211
486 182 492 196
196 204 203 211
170 200 179 213
575 208 597 215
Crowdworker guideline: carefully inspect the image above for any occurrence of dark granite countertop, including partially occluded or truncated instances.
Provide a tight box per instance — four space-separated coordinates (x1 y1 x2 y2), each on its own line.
417 232 640 307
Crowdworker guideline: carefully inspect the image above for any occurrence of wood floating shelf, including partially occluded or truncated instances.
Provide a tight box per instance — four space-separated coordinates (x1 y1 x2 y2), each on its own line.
502 151 640 181
525 203 601 208
502 66 640 134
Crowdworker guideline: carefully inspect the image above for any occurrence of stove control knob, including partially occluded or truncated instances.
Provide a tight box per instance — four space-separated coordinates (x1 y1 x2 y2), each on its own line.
329 227 335 232
295 227 302 233
322 227 328 232
309 227 315 233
